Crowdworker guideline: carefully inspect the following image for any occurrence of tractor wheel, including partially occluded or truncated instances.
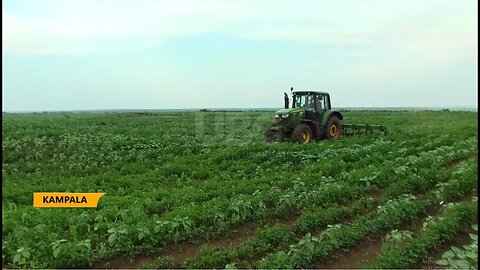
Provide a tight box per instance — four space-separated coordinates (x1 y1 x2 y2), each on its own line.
265 124 284 142
325 116 342 140
292 124 313 144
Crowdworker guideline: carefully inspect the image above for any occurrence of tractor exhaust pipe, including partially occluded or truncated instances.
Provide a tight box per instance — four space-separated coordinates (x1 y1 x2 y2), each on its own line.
284 87 293 109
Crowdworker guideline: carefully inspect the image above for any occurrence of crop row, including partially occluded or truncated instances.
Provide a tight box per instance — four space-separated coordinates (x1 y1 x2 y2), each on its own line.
124 142 476 268
176 154 477 269
177 197 378 269
256 159 477 268
371 200 477 268
139 134 457 220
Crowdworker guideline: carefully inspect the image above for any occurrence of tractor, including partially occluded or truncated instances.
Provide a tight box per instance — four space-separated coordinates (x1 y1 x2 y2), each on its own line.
265 87 387 144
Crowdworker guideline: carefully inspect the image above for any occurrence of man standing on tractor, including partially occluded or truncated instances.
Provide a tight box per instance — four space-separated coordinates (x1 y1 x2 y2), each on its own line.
310 96 316 111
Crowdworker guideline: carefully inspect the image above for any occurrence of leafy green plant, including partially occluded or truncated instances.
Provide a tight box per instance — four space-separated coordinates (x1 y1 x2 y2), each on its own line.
381 229 414 253
12 247 31 267
372 202 477 269
436 224 478 269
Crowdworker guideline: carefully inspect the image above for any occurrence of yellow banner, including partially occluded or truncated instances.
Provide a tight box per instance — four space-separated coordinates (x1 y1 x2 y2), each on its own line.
33 193 106 208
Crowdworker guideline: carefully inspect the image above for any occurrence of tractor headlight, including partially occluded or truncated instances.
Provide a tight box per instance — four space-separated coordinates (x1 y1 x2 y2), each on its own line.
281 114 290 119
274 114 279 118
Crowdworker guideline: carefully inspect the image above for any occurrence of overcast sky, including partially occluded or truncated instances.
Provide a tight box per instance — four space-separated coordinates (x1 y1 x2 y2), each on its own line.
3 0 478 111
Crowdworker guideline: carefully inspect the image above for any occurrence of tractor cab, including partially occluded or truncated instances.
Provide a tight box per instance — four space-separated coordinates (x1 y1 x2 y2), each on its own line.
291 91 331 122
292 91 331 110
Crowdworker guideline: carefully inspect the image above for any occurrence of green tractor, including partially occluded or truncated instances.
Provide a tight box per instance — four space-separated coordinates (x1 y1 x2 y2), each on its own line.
265 87 387 144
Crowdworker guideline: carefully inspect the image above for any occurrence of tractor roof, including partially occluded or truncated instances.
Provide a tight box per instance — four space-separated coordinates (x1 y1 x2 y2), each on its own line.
293 90 330 95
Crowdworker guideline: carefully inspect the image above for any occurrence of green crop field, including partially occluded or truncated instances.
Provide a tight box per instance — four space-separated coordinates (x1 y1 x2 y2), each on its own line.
2 110 478 269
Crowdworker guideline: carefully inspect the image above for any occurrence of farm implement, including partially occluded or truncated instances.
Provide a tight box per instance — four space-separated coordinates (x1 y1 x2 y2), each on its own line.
342 123 388 136
265 87 388 144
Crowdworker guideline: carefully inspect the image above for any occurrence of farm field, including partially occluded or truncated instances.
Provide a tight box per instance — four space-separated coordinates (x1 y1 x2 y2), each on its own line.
2 110 478 269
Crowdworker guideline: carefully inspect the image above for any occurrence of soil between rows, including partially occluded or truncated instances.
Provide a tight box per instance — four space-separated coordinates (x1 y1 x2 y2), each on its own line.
315 193 475 269
92 213 300 269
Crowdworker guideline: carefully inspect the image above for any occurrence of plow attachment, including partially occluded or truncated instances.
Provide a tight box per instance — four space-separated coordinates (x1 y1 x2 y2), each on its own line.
342 123 388 136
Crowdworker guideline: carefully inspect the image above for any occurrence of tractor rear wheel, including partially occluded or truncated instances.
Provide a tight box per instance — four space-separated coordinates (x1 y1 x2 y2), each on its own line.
325 116 342 140
292 124 313 144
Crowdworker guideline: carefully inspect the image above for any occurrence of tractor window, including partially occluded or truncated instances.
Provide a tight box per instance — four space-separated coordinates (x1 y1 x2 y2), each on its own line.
318 96 325 110
294 95 303 108
294 95 315 110
292 93 330 110
322 95 331 110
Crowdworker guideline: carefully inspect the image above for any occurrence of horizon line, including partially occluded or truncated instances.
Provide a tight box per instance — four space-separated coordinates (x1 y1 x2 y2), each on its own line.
3 106 478 114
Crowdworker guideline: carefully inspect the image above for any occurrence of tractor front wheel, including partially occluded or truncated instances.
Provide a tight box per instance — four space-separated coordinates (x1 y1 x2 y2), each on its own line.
325 116 342 140
265 124 284 142
292 124 313 144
